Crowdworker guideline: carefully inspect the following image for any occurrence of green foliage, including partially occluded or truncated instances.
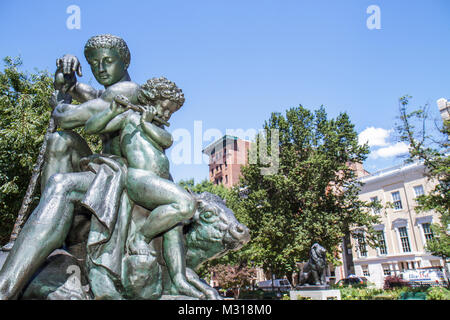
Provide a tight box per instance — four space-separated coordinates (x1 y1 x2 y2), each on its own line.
0 57 101 245
426 286 450 300
281 293 290 300
396 95 449 261
178 178 231 201
228 105 379 278
339 286 450 300
340 287 385 300
0 57 53 244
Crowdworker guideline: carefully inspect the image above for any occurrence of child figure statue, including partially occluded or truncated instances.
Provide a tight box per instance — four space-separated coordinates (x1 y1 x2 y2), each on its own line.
85 77 204 299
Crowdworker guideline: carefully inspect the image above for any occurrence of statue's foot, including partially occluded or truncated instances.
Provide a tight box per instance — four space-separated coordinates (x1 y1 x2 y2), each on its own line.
1 241 14 252
173 275 205 300
204 289 223 300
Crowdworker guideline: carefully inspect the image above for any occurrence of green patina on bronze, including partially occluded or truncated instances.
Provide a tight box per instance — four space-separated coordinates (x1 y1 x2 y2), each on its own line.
0 34 250 300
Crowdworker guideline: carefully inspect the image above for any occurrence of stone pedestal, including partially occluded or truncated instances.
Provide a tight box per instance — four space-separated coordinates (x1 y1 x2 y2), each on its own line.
290 286 341 300
0 251 8 270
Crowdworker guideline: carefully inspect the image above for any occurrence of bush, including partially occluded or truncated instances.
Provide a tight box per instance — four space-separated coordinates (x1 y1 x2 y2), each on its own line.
383 276 410 290
281 294 290 300
340 287 383 300
426 286 450 300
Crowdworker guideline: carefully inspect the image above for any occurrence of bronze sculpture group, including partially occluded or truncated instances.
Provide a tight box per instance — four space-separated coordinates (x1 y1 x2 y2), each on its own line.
0 34 250 300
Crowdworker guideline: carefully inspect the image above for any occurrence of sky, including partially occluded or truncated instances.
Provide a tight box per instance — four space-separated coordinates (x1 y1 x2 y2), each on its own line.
1 0 449 183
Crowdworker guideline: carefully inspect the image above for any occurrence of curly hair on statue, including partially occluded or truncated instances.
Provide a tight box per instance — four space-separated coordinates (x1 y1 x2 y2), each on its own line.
84 34 131 68
137 76 185 111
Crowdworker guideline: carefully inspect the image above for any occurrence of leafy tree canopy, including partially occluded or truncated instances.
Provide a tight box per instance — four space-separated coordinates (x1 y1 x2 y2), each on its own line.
227 105 380 278
0 57 101 244
396 95 449 260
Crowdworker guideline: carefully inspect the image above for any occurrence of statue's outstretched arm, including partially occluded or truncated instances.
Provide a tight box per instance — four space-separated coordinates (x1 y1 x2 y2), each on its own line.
55 54 101 103
52 98 109 129
67 82 102 103
84 100 129 134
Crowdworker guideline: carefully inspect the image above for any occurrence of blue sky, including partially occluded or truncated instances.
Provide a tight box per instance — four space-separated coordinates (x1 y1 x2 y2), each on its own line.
1 0 449 182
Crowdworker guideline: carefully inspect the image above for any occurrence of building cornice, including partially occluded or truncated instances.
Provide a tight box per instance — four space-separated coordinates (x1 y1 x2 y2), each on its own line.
359 161 426 186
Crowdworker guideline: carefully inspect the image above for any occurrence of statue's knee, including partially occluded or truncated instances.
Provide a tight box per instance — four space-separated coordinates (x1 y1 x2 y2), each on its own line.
177 196 197 220
47 132 71 156
44 173 70 195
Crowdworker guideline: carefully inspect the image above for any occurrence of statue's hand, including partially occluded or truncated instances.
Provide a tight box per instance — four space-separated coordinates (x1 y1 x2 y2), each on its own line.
141 105 157 122
111 95 131 114
54 54 82 93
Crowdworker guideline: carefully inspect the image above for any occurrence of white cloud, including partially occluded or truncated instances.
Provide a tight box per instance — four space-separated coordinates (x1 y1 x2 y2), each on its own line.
358 127 392 147
370 142 410 159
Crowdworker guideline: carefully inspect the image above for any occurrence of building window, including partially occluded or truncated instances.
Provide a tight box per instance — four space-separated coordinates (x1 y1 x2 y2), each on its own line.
391 191 403 210
413 185 425 197
377 231 388 255
356 233 368 257
382 264 391 276
422 223 434 242
225 175 228 184
370 196 380 214
362 265 370 277
398 227 411 253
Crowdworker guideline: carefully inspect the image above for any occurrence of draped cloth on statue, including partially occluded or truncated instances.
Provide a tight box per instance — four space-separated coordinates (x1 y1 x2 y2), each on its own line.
79 155 133 282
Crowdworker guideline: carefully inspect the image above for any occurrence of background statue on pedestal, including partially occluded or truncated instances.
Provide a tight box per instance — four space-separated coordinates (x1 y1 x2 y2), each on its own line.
298 243 327 286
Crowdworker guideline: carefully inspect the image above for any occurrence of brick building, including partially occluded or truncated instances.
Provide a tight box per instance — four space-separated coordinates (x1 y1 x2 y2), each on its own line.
202 135 252 188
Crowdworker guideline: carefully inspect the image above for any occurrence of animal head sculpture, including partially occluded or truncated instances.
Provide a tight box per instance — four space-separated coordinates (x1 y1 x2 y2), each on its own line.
184 192 250 270
310 243 327 269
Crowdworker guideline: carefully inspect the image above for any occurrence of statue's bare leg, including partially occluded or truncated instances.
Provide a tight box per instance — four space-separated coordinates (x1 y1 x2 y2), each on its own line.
0 171 94 299
163 226 204 299
41 130 92 192
126 168 196 241
126 168 203 299
127 168 196 241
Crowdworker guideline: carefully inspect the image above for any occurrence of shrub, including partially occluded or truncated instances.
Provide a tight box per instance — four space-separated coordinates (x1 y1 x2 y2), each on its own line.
340 287 383 300
383 276 410 290
426 286 450 300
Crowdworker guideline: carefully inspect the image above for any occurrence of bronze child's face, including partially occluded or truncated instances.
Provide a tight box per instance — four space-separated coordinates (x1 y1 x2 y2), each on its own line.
156 99 179 121
85 47 127 87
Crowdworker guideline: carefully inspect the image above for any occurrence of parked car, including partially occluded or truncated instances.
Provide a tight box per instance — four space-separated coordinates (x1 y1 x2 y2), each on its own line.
256 279 292 292
336 276 368 287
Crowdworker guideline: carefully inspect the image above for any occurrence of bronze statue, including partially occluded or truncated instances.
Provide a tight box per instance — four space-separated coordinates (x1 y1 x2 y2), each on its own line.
298 243 328 286
0 34 250 300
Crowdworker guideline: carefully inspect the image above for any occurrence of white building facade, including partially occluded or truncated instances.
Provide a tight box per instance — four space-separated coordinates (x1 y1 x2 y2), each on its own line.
351 162 444 288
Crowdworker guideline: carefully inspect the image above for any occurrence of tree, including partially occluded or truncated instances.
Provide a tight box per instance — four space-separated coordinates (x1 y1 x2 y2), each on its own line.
209 264 256 299
229 105 380 281
396 95 449 268
178 178 231 201
0 57 101 245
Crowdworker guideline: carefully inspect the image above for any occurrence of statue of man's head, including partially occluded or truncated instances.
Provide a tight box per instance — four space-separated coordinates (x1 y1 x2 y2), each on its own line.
84 34 131 87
